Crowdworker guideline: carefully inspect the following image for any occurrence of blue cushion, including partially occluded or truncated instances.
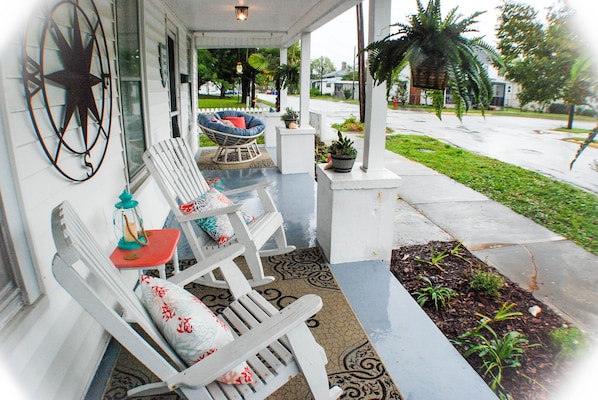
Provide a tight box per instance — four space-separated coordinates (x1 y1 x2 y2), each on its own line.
197 111 264 137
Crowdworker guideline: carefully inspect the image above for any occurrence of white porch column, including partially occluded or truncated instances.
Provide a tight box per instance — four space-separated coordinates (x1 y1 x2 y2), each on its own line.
279 47 288 111
299 32 311 127
362 0 392 172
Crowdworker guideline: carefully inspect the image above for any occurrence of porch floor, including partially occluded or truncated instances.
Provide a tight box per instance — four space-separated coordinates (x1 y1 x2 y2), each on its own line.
173 161 498 400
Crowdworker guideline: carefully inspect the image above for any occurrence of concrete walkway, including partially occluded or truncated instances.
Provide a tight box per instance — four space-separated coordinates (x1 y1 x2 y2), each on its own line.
377 141 598 336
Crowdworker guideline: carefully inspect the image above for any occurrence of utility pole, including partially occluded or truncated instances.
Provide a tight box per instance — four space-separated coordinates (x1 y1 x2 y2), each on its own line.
356 3 366 123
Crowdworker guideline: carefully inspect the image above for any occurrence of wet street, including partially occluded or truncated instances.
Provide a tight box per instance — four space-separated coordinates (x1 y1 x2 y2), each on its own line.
266 95 597 194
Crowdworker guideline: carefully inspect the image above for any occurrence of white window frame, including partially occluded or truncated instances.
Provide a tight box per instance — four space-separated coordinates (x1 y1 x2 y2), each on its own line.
0 81 43 330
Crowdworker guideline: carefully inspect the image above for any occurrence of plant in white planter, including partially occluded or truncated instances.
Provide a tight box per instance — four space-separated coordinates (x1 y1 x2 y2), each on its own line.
280 107 299 128
329 131 358 173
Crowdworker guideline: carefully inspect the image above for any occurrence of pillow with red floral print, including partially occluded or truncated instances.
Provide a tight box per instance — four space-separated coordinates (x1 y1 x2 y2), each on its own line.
179 188 255 245
139 275 253 385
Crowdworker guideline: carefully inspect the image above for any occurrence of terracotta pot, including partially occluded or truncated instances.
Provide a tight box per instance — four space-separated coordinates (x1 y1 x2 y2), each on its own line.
330 154 356 173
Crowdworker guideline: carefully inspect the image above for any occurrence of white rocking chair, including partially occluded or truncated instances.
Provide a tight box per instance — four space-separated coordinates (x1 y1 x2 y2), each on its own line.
143 137 295 288
51 201 342 400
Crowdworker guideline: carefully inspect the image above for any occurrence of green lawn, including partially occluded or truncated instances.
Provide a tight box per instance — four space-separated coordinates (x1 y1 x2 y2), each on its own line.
198 95 247 109
385 134 598 255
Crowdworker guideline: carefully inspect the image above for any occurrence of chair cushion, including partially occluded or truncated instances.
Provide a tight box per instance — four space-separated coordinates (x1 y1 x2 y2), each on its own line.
197 112 265 137
179 188 255 245
222 116 246 129
139 275 253 384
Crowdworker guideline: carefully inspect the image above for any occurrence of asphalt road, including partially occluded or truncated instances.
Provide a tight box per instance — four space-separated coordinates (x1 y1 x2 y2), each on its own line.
261 94 597 194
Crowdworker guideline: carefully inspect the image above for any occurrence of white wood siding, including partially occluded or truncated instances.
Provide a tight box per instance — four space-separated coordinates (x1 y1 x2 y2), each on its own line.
0 0 194 398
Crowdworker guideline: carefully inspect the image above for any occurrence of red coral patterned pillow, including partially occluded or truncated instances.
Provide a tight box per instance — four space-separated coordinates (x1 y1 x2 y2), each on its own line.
139 275 253 385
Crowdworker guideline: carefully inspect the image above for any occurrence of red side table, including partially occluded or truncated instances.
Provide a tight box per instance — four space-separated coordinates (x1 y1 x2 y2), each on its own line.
110 228 180 279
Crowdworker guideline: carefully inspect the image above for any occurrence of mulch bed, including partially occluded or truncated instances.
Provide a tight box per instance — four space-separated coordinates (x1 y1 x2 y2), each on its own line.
389 240 579 400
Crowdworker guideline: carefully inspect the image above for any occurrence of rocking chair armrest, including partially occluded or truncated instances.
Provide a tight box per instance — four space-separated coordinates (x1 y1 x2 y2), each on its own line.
166 244 246 288
175 204 243 223
222 180 273 196
166 294 323 390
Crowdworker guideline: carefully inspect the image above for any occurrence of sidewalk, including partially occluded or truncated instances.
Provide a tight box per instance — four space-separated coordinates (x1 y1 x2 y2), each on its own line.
378 143 598 335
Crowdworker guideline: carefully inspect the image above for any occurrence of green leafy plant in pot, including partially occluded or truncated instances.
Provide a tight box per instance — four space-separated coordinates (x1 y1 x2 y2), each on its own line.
329 131 358 172
365 0 503 120
280 107 299 128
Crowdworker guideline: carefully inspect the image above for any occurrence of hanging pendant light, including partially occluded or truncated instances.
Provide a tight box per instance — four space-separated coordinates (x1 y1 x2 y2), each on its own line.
235 6 248 21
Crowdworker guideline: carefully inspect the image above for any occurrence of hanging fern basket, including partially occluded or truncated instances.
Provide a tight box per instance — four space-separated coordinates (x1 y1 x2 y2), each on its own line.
411 58 449 90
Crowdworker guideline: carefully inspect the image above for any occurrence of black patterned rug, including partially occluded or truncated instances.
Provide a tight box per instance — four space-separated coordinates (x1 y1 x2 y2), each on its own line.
102 248 404 399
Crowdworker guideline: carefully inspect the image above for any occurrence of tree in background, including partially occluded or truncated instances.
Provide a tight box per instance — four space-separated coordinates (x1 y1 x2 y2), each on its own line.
497 0 595 123
310 56 336 95
197 48 243 98
248 47 300 111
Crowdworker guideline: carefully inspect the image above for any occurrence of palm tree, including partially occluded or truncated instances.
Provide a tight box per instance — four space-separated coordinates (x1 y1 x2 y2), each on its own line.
248 49 300 112
366 0 503 120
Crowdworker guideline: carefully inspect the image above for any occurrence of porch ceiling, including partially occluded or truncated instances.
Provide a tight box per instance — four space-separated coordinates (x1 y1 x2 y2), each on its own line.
164 0 362 49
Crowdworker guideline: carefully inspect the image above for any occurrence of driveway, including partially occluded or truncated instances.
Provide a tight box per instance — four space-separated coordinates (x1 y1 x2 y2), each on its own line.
260 94 597 194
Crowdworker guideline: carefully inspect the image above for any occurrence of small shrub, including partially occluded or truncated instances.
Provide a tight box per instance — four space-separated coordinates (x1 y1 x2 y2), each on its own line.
469 269 505 298
548 103 569 115
412 276 458 310
549 324 587 361
310 88 321 97
332 115 364 132
343 89 352 99
578 107 596 117
454 304 538 395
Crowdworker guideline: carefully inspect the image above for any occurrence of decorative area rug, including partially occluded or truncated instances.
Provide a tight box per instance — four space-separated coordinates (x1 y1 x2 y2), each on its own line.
198 147 276 170
102 248 403 399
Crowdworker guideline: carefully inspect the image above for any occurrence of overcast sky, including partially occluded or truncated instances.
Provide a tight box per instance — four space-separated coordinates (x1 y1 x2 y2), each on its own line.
311 0 598 70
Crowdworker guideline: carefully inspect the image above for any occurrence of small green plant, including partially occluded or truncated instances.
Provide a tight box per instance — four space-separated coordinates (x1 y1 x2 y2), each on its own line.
329 131 357 157
412 276 458 310
468 269 505 298
415 247 449 271
449 241 473 265
549 324 587 361
280 107 299 121
454 303 538 394
332 114 365 132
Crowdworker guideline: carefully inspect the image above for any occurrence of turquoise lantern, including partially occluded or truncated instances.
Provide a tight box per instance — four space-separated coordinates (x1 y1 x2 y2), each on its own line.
113 189 148 250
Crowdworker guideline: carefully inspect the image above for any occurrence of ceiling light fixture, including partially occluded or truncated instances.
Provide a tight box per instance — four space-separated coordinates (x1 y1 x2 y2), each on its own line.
235 6 248 21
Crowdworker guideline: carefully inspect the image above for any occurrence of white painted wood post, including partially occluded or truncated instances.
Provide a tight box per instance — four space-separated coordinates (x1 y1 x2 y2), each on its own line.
300 32 311 128
362 0 392 172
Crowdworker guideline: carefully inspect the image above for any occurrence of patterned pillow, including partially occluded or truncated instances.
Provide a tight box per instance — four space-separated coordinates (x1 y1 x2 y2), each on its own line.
139 275 253 385
179 188 255 245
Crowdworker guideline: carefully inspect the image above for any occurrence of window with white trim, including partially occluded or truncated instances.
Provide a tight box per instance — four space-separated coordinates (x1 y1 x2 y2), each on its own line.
116 0 148 186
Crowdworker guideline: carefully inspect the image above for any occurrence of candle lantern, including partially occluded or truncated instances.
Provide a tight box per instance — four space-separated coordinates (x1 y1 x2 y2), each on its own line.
113 189 148 250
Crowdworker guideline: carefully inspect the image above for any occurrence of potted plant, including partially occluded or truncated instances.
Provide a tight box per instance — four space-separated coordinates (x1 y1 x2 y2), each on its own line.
280 107 299 128
328 131 358 172
365 0 503 120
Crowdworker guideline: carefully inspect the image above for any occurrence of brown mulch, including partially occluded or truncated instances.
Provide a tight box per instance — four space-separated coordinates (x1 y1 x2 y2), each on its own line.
390 240 579 400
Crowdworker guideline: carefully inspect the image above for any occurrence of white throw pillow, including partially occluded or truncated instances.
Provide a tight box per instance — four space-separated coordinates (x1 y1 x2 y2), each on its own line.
139 275 253 384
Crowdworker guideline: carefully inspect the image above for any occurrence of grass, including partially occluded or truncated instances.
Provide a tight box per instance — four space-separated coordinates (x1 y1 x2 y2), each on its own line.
385 134 598 255
198 95 250 109
391 105 596 123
